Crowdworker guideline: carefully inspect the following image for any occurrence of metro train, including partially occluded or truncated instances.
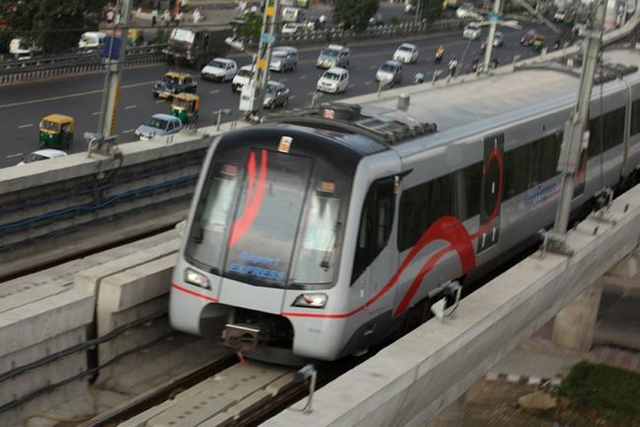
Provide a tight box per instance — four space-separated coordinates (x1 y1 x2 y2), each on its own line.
169 49 640 363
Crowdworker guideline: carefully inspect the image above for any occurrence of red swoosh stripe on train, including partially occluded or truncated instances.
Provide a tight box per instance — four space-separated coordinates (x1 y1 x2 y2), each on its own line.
228 149 268 248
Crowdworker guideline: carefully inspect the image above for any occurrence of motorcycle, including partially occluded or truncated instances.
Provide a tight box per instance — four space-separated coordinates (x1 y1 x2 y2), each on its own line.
434 47 445 64
413 71 425 84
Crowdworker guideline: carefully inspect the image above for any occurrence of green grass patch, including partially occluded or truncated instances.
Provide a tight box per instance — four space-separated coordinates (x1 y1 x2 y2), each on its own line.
557 361 640 426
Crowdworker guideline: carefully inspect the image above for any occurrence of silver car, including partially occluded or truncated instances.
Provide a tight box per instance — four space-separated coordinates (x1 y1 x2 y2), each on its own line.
263 81 290 109
270 47 298 72
135 113 184 140
316 44 350 69
375 60 403 87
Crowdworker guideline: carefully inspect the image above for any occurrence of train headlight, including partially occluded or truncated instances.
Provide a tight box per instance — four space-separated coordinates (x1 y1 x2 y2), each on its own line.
292 293 327 309
184 268 210 289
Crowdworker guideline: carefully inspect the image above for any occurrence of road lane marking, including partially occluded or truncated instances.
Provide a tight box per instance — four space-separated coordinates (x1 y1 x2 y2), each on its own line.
7 152 24 159
299 75 308 79
122 129 134 133
209 89 220 94
155 100 165 104
92 111 101 115
18 123 33 128
0 80 158 109
124 105 137 109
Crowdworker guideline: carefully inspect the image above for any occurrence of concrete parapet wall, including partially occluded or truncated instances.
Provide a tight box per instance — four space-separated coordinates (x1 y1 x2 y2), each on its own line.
0 230 182 426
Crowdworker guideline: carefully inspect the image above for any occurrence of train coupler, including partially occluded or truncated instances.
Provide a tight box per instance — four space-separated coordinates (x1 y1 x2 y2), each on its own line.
222 324 260 352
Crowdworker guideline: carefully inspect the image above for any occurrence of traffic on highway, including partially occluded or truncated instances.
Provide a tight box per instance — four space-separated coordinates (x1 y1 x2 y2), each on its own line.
0 22 560 169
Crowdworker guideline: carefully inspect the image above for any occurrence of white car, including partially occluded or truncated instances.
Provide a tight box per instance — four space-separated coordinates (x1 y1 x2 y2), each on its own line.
200 58 238 82
393 43 419 64
135 114 184 141
456 2 477 18
232 65 270 93
316 67 349 94
463 22 482 40
553 9 566 22
17 149 67 166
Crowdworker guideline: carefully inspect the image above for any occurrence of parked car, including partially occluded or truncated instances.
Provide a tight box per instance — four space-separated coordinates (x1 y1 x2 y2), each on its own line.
17 149 67 166
316 44 351 69
135 113 184 140
393 43 419 64
270 46 298 72
152 72 197 99
463 22 482 40
316 67 349 94
200 58 238 82
281 22 304 34
263 81 291 109
376 60 404 87
369 13 384 26
78 31 107 50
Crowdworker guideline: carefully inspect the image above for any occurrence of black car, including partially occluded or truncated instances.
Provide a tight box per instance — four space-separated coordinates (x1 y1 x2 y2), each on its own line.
152 72 198 99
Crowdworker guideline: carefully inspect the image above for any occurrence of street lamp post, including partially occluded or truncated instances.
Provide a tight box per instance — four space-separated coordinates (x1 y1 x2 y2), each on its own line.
214 109 233 131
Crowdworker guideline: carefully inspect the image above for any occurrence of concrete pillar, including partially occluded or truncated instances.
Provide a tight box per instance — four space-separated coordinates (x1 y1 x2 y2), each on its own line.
552 277 604 351
426 393 466 427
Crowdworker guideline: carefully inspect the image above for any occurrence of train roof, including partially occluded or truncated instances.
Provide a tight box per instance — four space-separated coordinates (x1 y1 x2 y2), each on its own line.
266 48 640 156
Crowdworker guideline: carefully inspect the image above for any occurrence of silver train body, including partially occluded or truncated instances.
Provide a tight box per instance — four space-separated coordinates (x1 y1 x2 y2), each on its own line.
170 49 640 362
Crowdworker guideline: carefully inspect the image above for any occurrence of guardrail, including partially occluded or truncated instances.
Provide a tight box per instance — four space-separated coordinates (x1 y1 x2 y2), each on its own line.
0 44 167 85
0 18 470 85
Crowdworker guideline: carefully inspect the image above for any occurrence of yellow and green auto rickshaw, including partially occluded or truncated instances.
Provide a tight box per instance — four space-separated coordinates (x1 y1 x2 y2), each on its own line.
39 114 75 149
170 93 199 125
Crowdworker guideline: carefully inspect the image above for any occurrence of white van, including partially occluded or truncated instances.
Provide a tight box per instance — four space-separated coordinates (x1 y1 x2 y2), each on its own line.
9 38 41 59
282 7 302 23
78 32 107 49
316 67 349 94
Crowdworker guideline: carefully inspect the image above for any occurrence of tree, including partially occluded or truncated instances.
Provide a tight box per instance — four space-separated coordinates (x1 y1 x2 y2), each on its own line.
332 0 379 33
415 0 444 23
9 0 105 54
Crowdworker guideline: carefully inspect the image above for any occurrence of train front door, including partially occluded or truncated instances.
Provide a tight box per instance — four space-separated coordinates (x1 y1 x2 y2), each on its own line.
352 177 397 317
477 133 504 254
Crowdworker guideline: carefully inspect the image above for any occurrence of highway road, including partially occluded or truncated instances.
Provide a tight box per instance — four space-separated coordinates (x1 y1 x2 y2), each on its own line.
0 23 560 168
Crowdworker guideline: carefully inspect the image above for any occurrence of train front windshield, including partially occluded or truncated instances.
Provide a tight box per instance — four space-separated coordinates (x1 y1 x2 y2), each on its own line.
186 147 346 289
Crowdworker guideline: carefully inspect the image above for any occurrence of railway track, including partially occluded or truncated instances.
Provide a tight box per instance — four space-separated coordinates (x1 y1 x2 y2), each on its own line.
80 351 366 427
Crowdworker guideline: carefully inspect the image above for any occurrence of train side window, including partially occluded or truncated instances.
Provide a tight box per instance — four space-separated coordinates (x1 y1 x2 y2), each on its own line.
352 178 395 284
398 174 453 252
631 99 640 136
531 133 562 185
503 144 531 200
456 162 481 221
589 107 624 158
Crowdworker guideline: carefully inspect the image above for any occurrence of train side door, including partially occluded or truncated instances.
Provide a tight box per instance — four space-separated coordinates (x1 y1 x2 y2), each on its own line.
352 177 397 316
477 133 504 254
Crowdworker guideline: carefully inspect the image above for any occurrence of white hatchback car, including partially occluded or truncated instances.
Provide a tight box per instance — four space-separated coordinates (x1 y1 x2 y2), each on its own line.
200 58 238 82
393 43 419 64
17 149 67 166
316 67 349 94
463 22 482 40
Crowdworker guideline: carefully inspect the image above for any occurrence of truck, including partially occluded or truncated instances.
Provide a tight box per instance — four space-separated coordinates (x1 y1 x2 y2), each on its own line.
163 27 233 69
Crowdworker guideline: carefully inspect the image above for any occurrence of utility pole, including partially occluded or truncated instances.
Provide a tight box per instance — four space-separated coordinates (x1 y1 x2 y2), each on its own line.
482 0 500 72
97 0 132 138
550 0 607 248
239 0 279 119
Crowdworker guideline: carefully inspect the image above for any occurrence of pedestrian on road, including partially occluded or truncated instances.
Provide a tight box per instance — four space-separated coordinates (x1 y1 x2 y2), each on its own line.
448 57 458 77
151 8 158 26
192 7 202 24
491 58 499 69
175 10 183 26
